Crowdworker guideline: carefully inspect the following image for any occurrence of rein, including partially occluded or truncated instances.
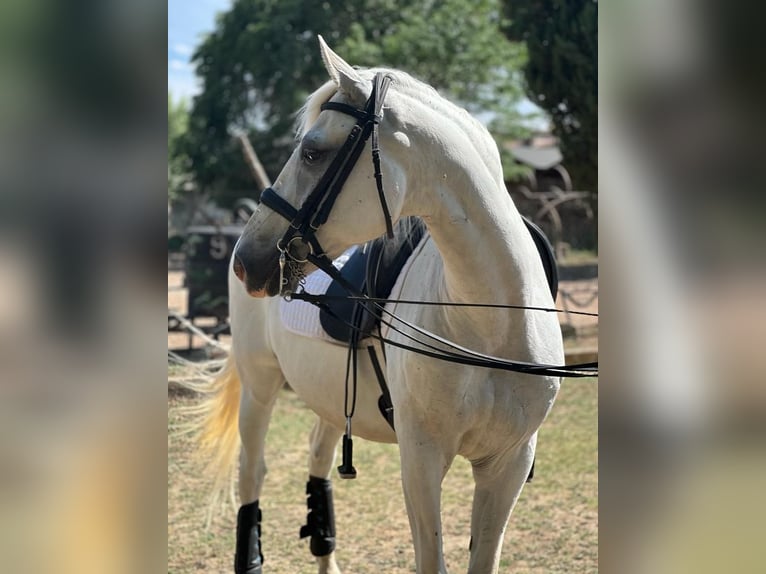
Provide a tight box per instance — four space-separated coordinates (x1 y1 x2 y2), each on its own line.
292 289 598 378
292 292 599 317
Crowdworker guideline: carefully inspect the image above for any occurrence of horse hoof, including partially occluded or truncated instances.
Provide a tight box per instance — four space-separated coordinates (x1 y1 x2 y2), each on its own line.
318 565 342 574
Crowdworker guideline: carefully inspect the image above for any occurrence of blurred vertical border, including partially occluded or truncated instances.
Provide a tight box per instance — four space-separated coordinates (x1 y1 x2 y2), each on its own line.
0 1 167 572
2 0 765 572
601 0 766 572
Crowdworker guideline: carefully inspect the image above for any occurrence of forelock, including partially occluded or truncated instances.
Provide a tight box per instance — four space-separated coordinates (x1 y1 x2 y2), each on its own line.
295 80 338 139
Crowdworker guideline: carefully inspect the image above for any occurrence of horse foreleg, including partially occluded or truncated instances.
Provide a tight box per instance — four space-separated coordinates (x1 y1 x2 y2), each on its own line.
235 366 284 574
398 422 456 574
467 435 537 574
302 417 343 574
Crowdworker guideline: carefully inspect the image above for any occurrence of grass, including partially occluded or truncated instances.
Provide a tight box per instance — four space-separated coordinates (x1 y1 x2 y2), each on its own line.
558 249 598 266
168 380 597 573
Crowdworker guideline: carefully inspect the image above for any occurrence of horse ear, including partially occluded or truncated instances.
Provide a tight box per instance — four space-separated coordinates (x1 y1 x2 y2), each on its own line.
317 35 365 100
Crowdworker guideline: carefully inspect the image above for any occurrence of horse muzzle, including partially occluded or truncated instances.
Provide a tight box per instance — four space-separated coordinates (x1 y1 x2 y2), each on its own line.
232 246 281 298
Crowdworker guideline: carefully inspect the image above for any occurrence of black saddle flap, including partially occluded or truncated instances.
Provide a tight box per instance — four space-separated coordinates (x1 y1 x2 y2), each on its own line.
319 246 371 343
319 217 427 343
522 216 558 299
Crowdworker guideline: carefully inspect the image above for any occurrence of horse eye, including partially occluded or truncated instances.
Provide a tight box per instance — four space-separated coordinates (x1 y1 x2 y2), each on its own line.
302 148 323 165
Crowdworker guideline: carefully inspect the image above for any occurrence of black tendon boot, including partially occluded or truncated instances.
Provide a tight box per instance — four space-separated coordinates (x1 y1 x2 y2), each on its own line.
235 501 263 574
299 476 336 556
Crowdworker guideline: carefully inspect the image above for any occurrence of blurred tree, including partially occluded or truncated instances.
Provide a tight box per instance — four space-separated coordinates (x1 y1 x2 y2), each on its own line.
185 0 532 206
502 0 597 193
168 92 191 202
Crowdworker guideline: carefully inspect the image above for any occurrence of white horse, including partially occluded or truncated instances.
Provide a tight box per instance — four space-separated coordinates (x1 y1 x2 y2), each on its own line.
198 37 563 574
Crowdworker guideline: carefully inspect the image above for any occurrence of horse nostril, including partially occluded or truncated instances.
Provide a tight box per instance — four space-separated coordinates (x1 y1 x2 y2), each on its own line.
233 254 246 282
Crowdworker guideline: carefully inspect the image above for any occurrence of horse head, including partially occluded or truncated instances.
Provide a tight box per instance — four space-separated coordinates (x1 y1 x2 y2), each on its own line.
233 36 409 297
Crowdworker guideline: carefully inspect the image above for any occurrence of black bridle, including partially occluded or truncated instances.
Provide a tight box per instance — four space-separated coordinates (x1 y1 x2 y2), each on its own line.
259 72 395 295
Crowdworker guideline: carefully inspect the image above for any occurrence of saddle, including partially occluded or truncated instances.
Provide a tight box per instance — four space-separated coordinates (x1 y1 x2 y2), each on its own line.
319 217 428 343
318 215 558 344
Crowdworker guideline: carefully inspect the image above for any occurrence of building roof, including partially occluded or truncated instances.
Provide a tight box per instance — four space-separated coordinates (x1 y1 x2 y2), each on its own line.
511 146 563 170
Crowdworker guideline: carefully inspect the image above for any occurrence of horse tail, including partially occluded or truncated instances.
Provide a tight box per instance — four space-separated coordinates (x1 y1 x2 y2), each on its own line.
200 352 242 497
180 352 242 517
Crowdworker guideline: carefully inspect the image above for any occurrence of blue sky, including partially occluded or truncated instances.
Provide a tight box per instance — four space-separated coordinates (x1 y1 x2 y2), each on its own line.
168 0 231 100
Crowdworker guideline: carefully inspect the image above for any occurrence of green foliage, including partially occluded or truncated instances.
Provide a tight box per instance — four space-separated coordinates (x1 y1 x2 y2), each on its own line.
168 92 192 201
185 0 533 204
341 0 532 181
502 0 597 193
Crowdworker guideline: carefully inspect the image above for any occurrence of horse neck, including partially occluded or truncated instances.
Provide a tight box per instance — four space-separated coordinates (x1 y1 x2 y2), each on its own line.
400 135 546 310
413 175 556 358
425 180 543 306
370 82 560 360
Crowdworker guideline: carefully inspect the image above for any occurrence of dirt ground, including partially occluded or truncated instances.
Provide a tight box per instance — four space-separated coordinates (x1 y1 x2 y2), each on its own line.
557 278 599 357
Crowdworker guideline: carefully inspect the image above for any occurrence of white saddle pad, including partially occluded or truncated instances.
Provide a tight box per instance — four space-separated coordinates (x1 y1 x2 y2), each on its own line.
279 247 356 345
279 235 429 344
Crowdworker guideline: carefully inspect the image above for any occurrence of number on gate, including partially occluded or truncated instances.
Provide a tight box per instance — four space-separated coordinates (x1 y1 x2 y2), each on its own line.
209 235 229 260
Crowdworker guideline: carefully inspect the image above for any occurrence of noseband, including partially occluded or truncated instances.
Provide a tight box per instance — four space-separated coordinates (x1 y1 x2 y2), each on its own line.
259 72 395 295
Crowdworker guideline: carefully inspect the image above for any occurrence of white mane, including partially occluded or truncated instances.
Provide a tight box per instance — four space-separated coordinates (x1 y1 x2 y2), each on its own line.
295 79 338 139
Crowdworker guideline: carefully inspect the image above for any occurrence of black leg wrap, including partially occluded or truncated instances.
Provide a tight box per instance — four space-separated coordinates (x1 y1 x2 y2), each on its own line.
235 501 263 574
299 476 336 557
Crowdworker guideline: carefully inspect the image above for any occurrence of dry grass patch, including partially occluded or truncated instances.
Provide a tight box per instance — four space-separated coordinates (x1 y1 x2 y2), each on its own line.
168 380 597 573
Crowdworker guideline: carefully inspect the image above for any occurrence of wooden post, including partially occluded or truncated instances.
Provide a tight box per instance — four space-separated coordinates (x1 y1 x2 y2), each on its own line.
237 133 272 190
